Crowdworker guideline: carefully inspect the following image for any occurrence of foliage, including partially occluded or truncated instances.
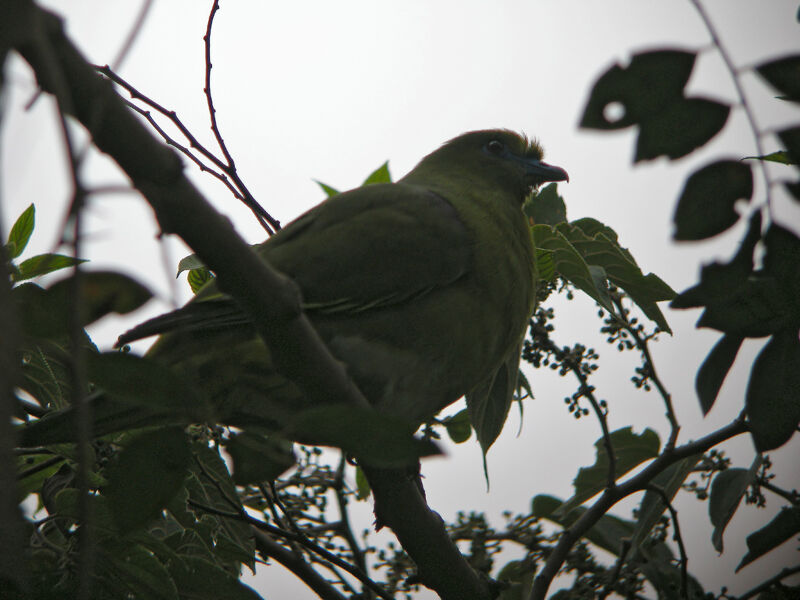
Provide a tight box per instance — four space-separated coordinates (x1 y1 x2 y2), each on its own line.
3 2 799 600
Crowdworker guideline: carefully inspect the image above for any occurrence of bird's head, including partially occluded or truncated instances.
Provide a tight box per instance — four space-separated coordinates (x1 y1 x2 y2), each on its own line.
402 129 568 202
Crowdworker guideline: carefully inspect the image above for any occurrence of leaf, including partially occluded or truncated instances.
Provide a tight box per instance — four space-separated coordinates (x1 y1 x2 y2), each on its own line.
177 253 207 275
287 403 441 466
709 456 762 553
630 454 702 551
778 126 800 165
534 248 555 282
167 556 262 599
224 432 296 485
557 220 675 331
13 253 87 282
533 224 614 313
354 465 371 500
756 55 800 103
106 427 191 534
187 267 214 293
737 506 800 570
695 334 744 415
634 97 729 162
742 150 796 165
746 329 800 451
95 541 179 600
556 427 660 516
314 180 340 198
525 183 567 225
673 160 753 241
6 203 35 259
580 50 697 130
443 409 472 444
466 352 518 460
763 223 800 299
362 161 392 185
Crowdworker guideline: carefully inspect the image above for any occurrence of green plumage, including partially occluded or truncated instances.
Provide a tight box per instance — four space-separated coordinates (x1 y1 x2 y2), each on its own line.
119 130 568 447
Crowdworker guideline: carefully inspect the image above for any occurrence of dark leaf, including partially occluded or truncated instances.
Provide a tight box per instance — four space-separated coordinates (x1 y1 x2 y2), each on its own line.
314 180 340 198
673 160 753 241
580 50 697 130
167 556 262 599
225 432 296 485
709 457 762 552
742 150 796 165
695 334 744 415
556 427 660 516
443 408 472 443
14 254 86 282
95 541 179 600
746 329 800 451
763 223 800 299
525 183 567 225
106 427 191 534
756 55 800 103
362 161 392 185
778 126 800 165
6 203 35 259
177 253 206 275
737 506 800 570
466 353 518 456
635 98 730 162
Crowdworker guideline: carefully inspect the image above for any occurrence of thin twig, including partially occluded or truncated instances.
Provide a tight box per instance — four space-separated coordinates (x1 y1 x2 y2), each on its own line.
734 565 800 600
645 485 689 599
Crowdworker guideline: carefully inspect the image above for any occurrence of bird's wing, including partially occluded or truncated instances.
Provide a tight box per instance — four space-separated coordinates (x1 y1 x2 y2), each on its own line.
117 183 471 346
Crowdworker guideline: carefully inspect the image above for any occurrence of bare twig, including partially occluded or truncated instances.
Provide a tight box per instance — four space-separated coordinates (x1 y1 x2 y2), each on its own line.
646 485 689 599
734 565 800 600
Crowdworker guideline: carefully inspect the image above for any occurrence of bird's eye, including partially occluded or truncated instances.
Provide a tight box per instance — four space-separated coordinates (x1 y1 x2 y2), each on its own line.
486 140 505 155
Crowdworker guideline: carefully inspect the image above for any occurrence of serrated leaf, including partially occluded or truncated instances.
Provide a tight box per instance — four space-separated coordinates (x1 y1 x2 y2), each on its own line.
443 409 472 444
525 183 567 225
362 161 392 185
533 224 614 313
695 334 744 415
737 506 800 571
314 179 340 198
673 160 753 241
106 427 191 534
556 427 660 516
709 456 762 553
225 432 296 485
746 329 800 451
630 454 702 551
7 203 35 259
756 55 800 103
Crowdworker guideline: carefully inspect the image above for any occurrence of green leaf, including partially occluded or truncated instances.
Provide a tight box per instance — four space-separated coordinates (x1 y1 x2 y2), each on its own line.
673 160 753 241
7 203 35 259
54 488 118 537
362 161 392 185
630 454 702 551
756 55 800 103
14 253 87 282
557 220 675 331
709 457 762 553
737 506 800 571
534 248 555 281
533 224 614 313
695 334 744 415
525 183 567 225
177 253 207 275
188 267 214 293
106 427 191 534
556 427 660 516
742 150 796 165
286 404 441 466
354 464 371 500
315 180 340 198
443 409 472 444
224 432 296 485
746 329 800 451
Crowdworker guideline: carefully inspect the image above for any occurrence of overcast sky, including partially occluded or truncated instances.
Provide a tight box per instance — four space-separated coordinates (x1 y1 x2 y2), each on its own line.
3 1 799 597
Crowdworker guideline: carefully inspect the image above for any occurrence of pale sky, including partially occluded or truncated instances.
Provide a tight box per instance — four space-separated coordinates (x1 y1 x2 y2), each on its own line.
3 1 799 597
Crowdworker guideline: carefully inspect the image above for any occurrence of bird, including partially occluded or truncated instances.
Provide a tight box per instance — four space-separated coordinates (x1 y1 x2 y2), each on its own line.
117 129 568 449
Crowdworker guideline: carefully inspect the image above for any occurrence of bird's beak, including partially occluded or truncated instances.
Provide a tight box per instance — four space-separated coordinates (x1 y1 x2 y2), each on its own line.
521 158 569 185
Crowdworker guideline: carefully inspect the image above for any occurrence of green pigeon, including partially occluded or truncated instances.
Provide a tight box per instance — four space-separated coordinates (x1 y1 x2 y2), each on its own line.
118 129 568 449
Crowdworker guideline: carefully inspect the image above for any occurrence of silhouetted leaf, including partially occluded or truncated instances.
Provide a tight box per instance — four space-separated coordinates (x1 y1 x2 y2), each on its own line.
6 203 35 259
96 542 179 600
695 334 744 415
167 556 262 599
225 432 296 485
737 506 800 570
709 458 762 553
778 126 800 165
106 427 191 534
525 183 567 225
635 98 729 162
746 329 800 451
556 427 660 516
443 409 472 443
763 223 800 299
673 160 753 240
580 50 696 130
756 55 800 103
